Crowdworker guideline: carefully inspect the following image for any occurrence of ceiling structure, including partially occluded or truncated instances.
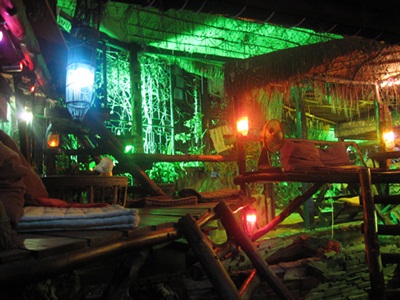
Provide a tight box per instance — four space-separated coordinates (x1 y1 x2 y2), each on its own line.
2 0 400 139
56 0 342 60
122 0 400 44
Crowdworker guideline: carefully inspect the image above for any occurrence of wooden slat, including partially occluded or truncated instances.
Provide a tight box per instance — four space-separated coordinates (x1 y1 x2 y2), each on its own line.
137 215 186 227
44 230 124 247
139 207 210 218
20 234 88 258
124 222 176 238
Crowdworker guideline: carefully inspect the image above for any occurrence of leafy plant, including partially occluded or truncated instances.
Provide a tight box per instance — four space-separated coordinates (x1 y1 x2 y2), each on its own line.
147 162 186 184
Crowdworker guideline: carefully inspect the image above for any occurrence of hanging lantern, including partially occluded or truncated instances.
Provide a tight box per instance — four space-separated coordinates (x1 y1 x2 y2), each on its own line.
66 28 98 121
66 0 106 121
47 133 60 148
45 123 60 149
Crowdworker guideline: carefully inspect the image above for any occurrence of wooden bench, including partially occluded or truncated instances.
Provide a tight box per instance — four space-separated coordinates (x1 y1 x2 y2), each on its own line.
239 138 369 228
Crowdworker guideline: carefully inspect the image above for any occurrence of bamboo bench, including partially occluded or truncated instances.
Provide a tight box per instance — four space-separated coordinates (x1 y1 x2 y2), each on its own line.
238 138 370 227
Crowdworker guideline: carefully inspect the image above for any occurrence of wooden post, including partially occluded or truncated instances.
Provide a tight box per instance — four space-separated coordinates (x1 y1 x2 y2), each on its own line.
359 168 386 299
215 201 295 300
178 214 242 300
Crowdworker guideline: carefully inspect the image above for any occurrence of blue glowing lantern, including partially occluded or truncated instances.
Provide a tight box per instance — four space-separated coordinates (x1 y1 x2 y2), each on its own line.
66 28 98 121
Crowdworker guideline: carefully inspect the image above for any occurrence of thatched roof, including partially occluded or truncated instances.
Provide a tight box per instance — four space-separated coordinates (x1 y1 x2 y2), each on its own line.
225 37 400 138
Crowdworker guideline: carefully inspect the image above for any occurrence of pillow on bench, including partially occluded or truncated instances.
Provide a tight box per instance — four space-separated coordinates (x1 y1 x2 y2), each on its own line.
280 140 324 171
318 141 350 166
280 140 351 171
0 141 28 226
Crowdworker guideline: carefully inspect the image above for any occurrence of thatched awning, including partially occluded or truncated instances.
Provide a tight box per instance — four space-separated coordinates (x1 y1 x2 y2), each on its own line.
224 37 400 131
225 37 385 92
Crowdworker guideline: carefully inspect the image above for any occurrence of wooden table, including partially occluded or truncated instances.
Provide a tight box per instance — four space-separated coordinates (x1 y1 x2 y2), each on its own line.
41 175 128 206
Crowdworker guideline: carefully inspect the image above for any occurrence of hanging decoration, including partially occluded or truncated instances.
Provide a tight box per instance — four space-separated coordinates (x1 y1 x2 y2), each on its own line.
140 54 174 154
95 47 132 136
65 0 106 121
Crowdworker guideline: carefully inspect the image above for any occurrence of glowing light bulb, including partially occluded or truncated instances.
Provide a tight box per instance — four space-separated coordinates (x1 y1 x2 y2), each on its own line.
237 116 249 136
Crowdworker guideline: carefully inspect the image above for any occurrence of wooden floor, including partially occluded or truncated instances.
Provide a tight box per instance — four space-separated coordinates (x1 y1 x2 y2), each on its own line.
0 200 244 289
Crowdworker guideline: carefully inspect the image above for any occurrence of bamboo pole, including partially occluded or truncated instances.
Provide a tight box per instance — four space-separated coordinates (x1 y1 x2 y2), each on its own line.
214 201 295 300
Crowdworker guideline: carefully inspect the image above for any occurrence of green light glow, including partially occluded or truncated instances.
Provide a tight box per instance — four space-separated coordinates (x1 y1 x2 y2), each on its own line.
148 13 340 59
125 145 134 153
57 1 341 59
95 48 132 136
140 55 174 154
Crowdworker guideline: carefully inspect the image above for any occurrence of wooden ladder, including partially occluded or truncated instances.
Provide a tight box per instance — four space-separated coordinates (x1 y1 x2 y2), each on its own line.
359 168 400 299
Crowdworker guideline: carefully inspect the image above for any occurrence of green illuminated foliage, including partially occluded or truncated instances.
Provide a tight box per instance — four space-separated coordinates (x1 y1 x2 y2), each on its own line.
146 162 186 184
